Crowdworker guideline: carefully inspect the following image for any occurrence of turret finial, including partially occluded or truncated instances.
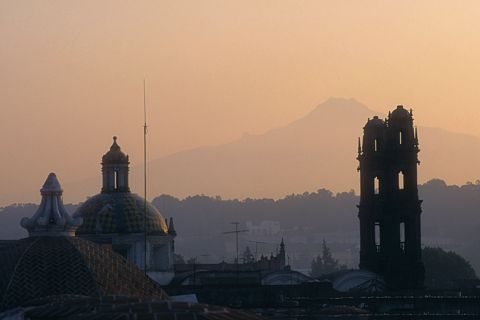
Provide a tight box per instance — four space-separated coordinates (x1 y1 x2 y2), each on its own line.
168 217 176 235
21 173 83 236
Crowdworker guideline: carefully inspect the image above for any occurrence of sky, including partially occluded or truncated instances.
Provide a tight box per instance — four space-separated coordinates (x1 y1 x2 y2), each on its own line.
2 1 480 204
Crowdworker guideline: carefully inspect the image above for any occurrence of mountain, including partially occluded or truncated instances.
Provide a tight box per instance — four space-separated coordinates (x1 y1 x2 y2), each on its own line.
122 98 480 200
6 97 480 205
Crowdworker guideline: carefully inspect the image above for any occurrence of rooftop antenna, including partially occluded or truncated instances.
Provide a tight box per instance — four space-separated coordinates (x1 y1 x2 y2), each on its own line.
143 79 148 275
223 222 248 285
223 222 249 264
246 240 270 261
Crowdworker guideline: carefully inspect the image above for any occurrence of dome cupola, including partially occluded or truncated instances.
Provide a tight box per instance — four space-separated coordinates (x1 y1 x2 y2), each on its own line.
389 105 411 120
101 136 130 193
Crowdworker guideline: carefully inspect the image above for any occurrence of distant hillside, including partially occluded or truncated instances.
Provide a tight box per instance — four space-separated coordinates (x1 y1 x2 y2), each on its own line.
2 179 480 271
123 98 480 200
8 97 480 205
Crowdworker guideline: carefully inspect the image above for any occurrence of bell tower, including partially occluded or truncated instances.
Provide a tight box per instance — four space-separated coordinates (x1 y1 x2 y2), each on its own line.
101 136 130 193
357 106 424 289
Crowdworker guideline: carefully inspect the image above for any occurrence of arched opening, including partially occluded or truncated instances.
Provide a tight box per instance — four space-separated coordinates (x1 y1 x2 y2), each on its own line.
399 131 403 145
398 171 405 190
375 222 381 252
374 139 378 152
374 177 380 195
114 171 118 190
400 222 406 252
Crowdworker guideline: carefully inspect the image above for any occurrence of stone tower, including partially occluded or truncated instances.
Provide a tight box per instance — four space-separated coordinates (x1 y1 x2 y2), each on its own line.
357 105 424 289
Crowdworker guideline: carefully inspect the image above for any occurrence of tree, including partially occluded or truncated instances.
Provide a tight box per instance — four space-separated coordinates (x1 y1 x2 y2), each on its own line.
311 239 345 277
423 247 477 289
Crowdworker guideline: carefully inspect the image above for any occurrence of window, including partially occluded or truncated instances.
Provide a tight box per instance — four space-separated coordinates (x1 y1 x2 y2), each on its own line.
398 171 405 190
375 222 381 252
399 131 403 145
400 222 406 251
374 139 378 152
114 171 118 190
374 177 380 195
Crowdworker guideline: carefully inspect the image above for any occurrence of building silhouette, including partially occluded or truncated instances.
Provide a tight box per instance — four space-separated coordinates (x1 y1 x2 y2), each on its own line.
357 106 425 289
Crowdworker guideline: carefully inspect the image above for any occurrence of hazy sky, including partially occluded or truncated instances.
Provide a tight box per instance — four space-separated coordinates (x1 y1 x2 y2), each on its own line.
2 1 480 203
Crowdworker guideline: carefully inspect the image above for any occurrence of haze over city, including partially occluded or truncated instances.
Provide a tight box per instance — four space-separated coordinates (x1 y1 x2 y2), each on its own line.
2 1 480 205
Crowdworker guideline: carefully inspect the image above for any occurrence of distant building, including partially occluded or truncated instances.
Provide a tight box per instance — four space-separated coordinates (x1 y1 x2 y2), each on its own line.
357 106 425 289
173 239 299 286
73 137 176 285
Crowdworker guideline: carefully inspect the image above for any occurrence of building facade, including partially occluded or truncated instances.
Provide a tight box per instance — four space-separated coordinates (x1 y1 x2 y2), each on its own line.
357 106 424 289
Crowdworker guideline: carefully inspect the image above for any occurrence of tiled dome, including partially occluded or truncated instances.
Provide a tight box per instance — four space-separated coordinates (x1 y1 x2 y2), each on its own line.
0 236 167 311
74 192 168 235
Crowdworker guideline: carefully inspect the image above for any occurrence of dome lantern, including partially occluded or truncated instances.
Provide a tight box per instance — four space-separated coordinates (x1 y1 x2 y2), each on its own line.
101 136 130 193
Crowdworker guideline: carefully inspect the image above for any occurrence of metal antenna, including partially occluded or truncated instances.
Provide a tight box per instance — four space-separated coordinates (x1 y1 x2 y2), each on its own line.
246 240 271 261
223 222 249 264
143 79 148 275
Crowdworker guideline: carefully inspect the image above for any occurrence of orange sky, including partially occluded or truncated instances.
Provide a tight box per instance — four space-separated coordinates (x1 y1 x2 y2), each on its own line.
2 1 480 204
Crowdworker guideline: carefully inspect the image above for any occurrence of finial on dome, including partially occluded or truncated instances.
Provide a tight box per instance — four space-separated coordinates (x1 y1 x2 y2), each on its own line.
168 217 176 235
21 173 83 237
110 136 120 151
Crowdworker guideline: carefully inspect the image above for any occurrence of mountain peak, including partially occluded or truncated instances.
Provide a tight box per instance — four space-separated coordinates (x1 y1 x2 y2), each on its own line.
317 97 370 111
297 97 375 125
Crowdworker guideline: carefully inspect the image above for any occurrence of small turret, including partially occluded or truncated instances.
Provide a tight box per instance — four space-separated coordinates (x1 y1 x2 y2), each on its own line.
101 136 130 193
21 173 83 236
168 217 176 235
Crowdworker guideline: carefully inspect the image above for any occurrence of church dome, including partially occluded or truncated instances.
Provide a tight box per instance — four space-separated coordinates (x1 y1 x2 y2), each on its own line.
390 105 411 119
0 236 167 311
364 116 384 128
74 137 169 236
74 192 168 235
102 136 129 165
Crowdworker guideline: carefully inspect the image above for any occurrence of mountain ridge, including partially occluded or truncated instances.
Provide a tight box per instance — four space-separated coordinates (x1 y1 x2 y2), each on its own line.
4 97 480 206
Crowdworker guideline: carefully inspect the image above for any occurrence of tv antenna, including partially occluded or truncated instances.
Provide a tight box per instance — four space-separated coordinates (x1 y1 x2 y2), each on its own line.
143 79 148 275
223 222 249 264
246 240 271 261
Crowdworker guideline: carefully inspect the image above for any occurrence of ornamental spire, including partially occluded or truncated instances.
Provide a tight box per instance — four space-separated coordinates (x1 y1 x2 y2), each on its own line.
168 217 176 235
21 173 83 236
